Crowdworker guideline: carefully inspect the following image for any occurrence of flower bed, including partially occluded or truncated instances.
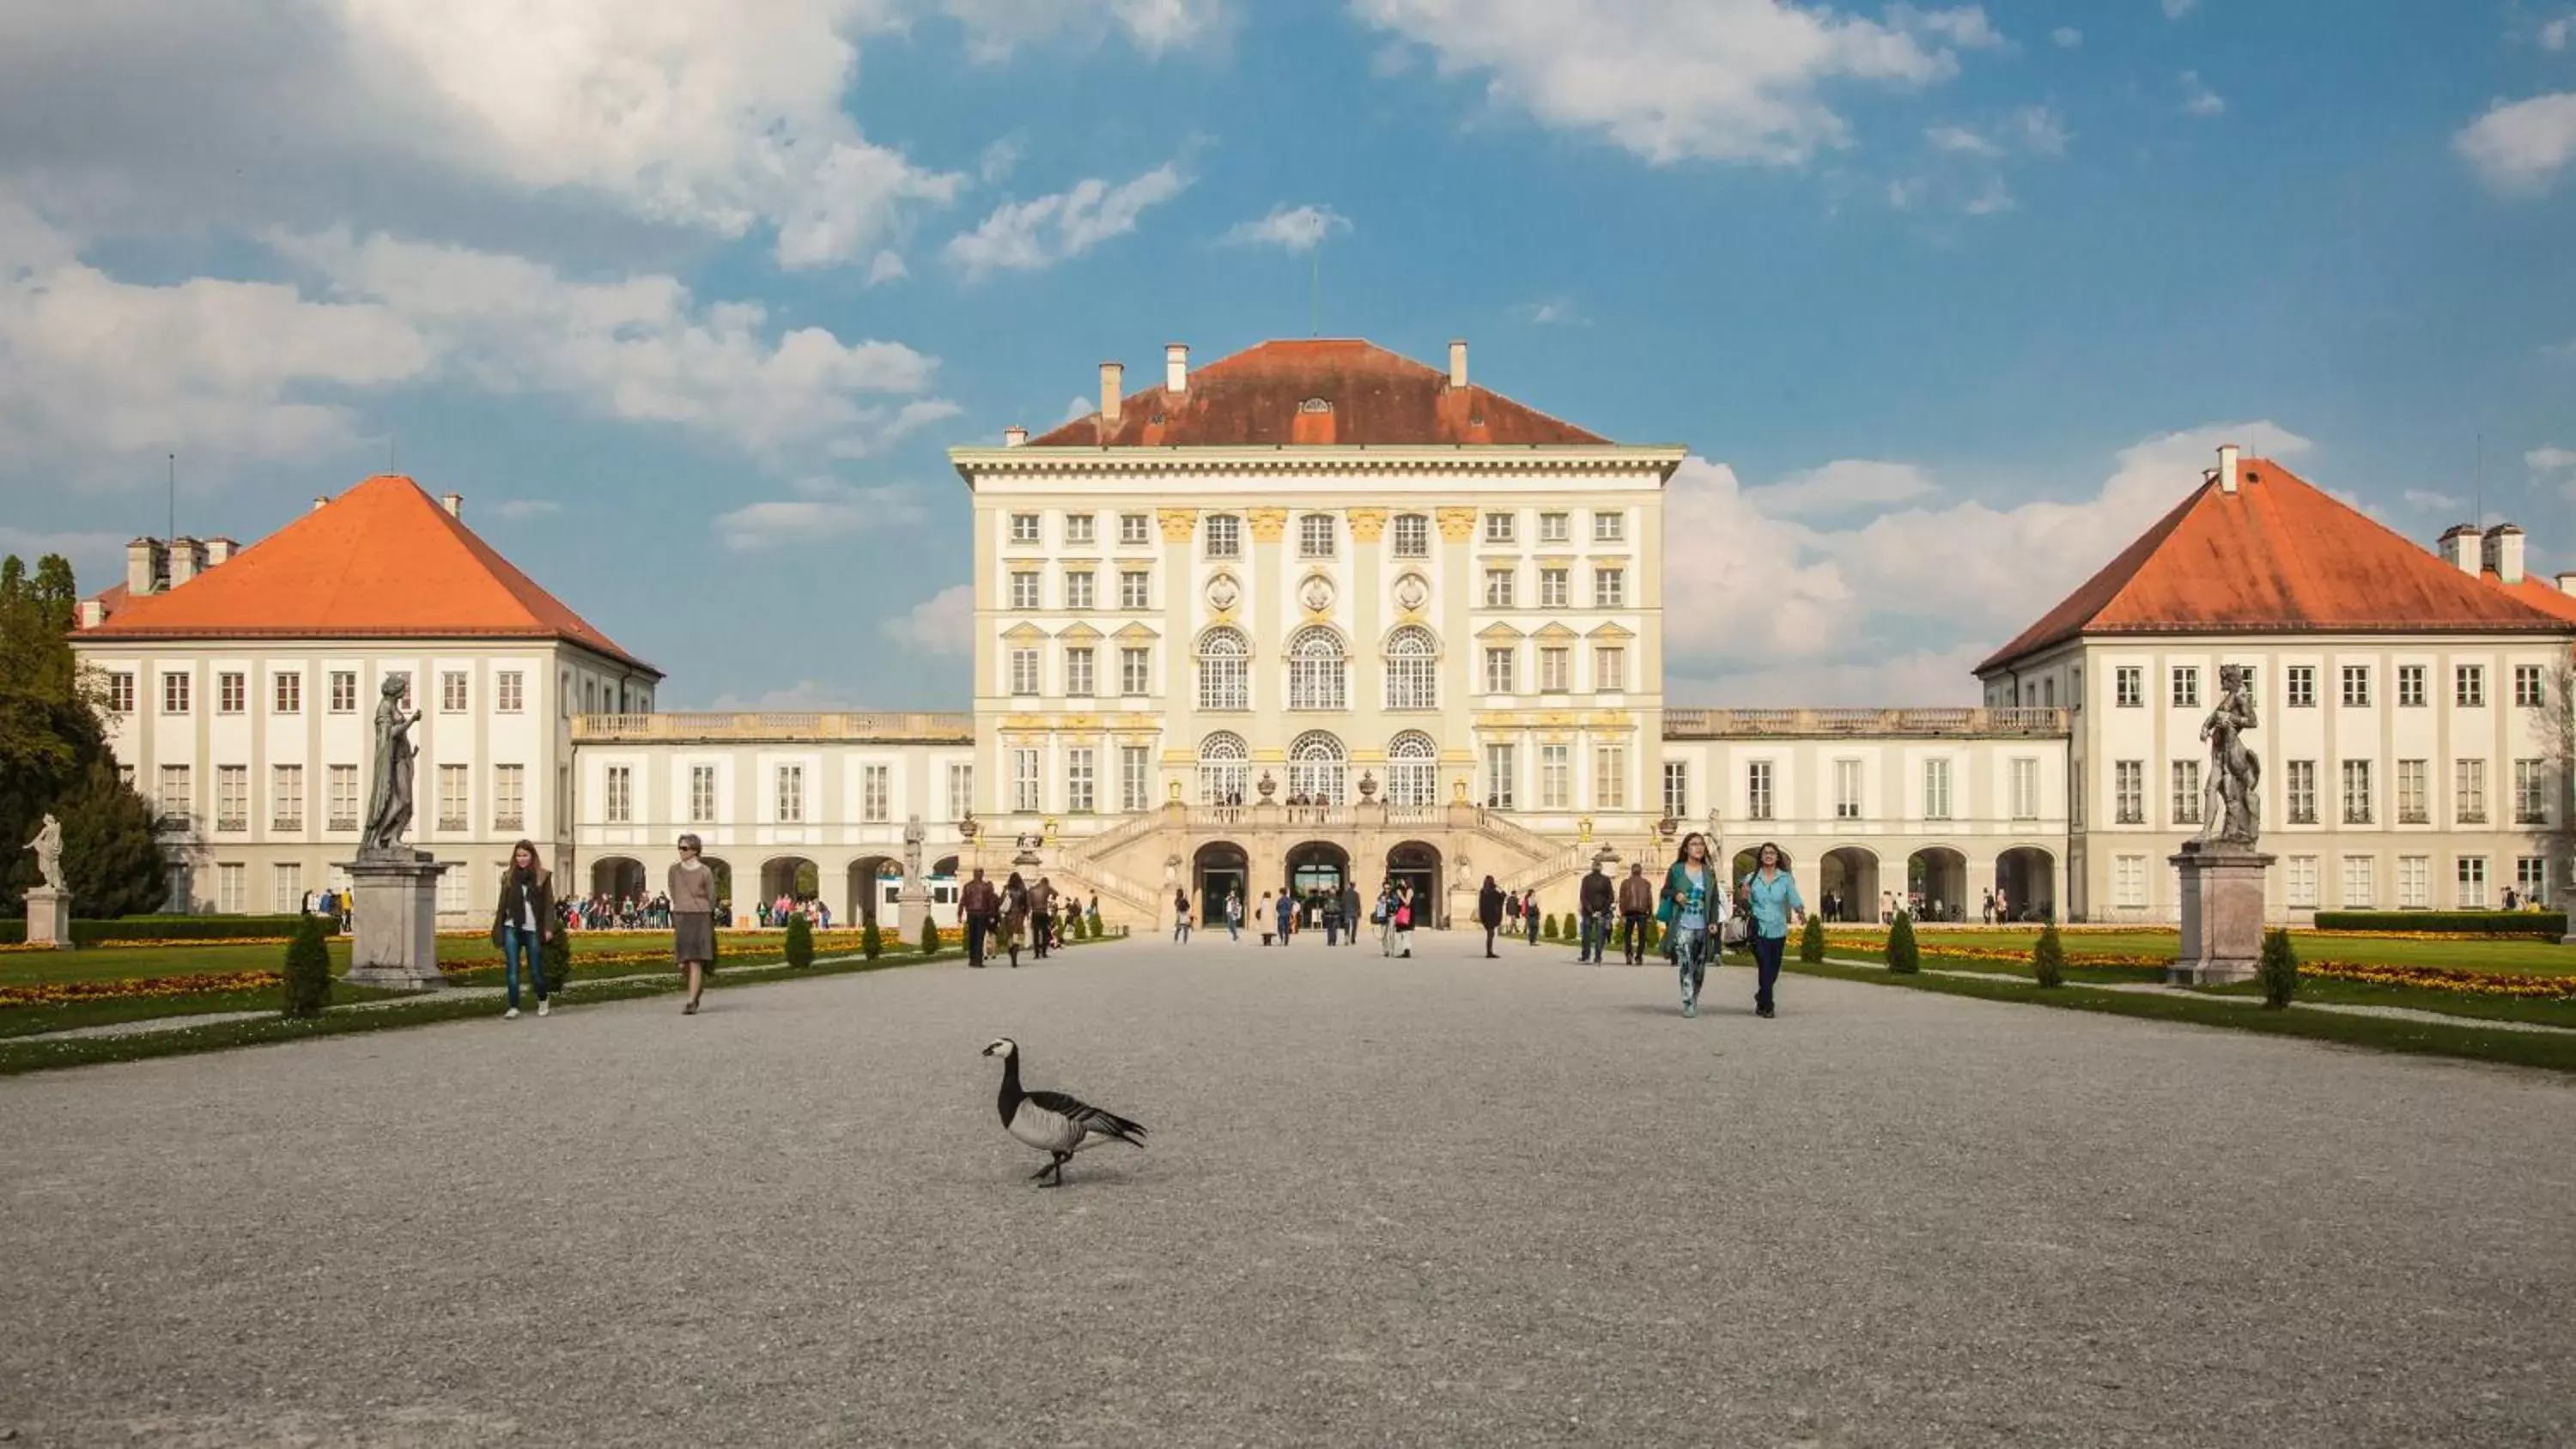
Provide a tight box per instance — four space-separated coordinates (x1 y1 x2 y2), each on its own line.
1816 936 2576 1000
0 971 282 1007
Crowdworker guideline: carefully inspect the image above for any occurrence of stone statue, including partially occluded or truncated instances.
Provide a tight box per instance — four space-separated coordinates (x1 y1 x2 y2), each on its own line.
359 675 422 857
24 813 63 891
2196 664 2262 847
902 815 927 878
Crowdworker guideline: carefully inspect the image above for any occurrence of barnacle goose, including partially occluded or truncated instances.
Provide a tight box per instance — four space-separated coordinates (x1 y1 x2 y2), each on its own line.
981 1037 1147 1186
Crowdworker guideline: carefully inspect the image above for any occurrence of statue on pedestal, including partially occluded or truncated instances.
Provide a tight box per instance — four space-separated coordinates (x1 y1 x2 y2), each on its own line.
902 815 927 880
360 675 422 857
2196 664 2262 848
24 813 63 891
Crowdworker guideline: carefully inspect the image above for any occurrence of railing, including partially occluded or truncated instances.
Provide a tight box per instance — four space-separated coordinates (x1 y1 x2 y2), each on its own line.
273 816 304 833
1187 806 1249 829
1502 844 1593 894
1475 811 1562 860
574 712 975 743
1383 803 1442 825
1064 809 1166 866
494 815 525 833
1661 706 2070 738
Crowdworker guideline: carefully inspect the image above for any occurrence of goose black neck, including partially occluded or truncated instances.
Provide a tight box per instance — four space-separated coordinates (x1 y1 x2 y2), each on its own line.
996 1050 1024 1115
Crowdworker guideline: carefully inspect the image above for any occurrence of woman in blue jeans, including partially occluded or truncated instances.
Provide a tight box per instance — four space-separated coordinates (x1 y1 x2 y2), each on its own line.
1656 832 1728 1017
1740 840 1805 1018
489 840 556 1020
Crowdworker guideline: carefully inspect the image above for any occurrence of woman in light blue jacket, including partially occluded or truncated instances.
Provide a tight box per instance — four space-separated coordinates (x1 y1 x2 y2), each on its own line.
1739 840 1805 1019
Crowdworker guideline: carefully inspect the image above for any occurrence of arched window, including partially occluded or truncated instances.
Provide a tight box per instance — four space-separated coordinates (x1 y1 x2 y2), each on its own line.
1285 626 1347 712
1288 731 1348 805
1383 626 1439 711
1388 731 1439 807
1198 627 1249 712
1197 731 1249 805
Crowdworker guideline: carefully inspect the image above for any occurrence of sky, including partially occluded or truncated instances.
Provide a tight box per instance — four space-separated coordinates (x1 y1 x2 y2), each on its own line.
2 0 2572 710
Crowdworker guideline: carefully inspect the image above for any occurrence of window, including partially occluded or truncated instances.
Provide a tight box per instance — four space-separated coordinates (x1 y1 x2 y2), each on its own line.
1285 627 1349 711
2286 665 2315 708
218 862 246 914
2287 856 2318 908
863 764 890 823
2172 760 2202 826
1538 512 1570 544
2115 855 2147 908
2114 760 2144 823
495 670 523 713
1298 513 1336 558
1593 511 1625 543
1595 744 1628 809
1835 760 1864 820
1065 571 1096 610
2514 758 2547 823
108 671 135 712
216 766 248 831
273 862 303 914
1484 568 1516 609
2398 759 2429 823
1662 761 1690 820
440 670 468 712
1198 628 1249 711
775 764 805 823
688 766 716 823
2342 855 2375 909
2285 760 2318 824
1009 572 1040 609
218 672 246 714
1595 646 1626 692
1066 749 1096 814
1391 513 1430 557
271 765 305 831
2011 758 2039 820
1482 511 1515 544
1747 761 1776 822
161 670 191 714
1593 567 1625 608
330 671 357 712
1065 646 1095 697
2339 665 2370 707
2171 667 2199 708
1539 567 1570 609
2114 666 2142 707
2513 664 2546 708
2342 760 2372 824
1119 512 1150 546
2458 664 2488 707
947 763 974 822
1009 647 1040 697
158 764 191 823
1540 646 1571 693
1923 759 1953 820
1121 646 1151 696
2398 855 2429 908
2456 759 2488 823
495 764 525 830
1384 627 1438 710
1483 743 1516 809
1010 512 1040 543
1388 731 1438 807
1286 731 1347 804
1120 746 1151 812
1065 513 1095 545
2516 855 2549 906
1119 571 1151 609
2456 855 2488 909
2044 678 2056 708
585 680 597 714
438 764 468 830
328 765 359 830
1483 646 1516 694
1011 750 1041 812
1205 514 1241 558
436 865 468 916
1540 744 1571 809
605 765 633 824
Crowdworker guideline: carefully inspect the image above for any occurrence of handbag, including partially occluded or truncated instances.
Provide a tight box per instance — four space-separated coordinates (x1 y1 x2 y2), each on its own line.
1722 914 1752 948
1394 905 1413 929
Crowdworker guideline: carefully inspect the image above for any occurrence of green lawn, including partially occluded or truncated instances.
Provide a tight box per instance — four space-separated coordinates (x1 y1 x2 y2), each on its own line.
1823 925 2576 977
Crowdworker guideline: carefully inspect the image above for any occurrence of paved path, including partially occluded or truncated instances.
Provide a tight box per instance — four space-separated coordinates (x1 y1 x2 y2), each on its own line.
3 933 2570 1447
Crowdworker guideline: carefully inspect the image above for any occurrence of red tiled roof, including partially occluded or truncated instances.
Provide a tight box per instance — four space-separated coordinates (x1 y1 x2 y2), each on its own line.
1978 457 2576 673
78 475 658 675
1023 339 1610 448
2489 570 2576 624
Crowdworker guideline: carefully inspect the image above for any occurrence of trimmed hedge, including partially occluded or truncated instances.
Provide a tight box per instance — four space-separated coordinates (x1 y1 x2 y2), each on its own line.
0 913 313 945
281 915 332 1018
2032 921 2067 989
1797 916 1826 963
2258 927 2299 1009
2312 910 2567 939
1886 912 1921 974
785 914 815 970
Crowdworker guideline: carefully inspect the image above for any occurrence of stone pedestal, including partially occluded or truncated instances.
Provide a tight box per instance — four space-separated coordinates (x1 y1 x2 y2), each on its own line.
342 854 451 990
2170 844 2275 985
22 885 71 949
895 882 930 943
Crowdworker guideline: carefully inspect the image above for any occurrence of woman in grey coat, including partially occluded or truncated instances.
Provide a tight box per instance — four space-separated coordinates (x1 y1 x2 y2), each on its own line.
669 834 716 1014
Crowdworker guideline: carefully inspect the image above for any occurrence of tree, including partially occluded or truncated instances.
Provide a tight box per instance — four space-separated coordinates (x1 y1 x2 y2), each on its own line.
2257 927 2299 1009
541 927 573 996
1797 915 1826 963
2531 646 2576 912
49 756 167 918
282 913 331 1018
0 554 118 912
1886 912 1920 974
785 912 815 970
917 912 939 956
861 919 884 960
2032 921 2067 989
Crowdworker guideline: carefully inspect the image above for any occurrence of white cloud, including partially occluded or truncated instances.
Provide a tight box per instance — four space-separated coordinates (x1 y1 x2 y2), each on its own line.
865 250 910 286
2007 106 2070 156
1221 203 1353 252
2543 15 2573 51
2050 26 2081 46
2161 0 2199 17
1515 299 1583 325
2402 488 2465 512
2456 94 2576 195
979 136 1027 184
2180 70 2225 117
0 526 132 593
2529 446 2576 473
1886 177 1926 209
938 0 1232 59
1963 177 2015 214
492 499 563 519
714 479 927 550
1061 395 1095 424
1928 124 1997 155
1352 0 2003 167
1744 459 1936 513
880 582 976 655
944 162 1190 278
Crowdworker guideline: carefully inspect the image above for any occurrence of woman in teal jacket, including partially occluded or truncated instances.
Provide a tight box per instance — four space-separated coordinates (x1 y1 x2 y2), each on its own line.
1655 832 1728 1017
1739 841 1805 1017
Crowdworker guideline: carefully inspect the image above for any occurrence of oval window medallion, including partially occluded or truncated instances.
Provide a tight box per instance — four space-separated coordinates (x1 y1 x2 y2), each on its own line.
1206 573 1241 612
1393 573 1430 612
1300 575 1336 613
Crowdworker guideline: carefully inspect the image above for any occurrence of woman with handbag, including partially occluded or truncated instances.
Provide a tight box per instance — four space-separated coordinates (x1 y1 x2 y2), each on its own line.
999 871 1030 967
1739 841 1805 1018
1390 882 1417 959
490 839 556 1020
1654 832 1727 1017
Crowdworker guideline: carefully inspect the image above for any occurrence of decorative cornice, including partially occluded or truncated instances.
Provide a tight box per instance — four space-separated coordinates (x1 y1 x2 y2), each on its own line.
1346 507 1388 543
1436 506 1478 543
1246 507 1289 543
1157 507 1198 543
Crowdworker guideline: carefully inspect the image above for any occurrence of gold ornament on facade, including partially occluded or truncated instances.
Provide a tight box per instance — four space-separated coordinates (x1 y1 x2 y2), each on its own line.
1436 506 1477 543
1346 507 1388 543
1157 507 1199 543
1246 507 1289 543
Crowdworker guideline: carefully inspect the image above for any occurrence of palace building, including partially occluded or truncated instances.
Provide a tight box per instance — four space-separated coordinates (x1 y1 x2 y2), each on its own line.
70 338 2576 931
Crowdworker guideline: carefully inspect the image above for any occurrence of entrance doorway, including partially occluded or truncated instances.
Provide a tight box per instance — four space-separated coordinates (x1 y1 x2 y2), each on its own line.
1194 841 1248 926
1385 841 1442 925
1285 840 1349 902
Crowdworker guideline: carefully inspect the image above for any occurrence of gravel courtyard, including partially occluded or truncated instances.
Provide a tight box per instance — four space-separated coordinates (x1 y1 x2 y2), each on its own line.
5 931 2571 1447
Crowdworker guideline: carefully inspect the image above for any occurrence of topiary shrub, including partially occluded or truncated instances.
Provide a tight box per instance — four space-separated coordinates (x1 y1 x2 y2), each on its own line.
919 912 940 957
861 919 883 961
2258 927 2298 1009
542 927 573 996
1886 912 1920 974
1798 915 1825 963
2031 920 2066 989
281 913 331 1018
785 912 815 970
1542 912 1561 941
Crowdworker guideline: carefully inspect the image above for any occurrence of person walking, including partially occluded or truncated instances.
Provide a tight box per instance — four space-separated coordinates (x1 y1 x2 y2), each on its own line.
1029 876 1056 960
1377 880 1400 955
1225 888 1243 942
999 871 1030 967
1172 886 1193 943
1322 883 1344 946
1257 891 1276 946
1618 862 1656 966
490 839 556 1020
1273 888 1295 946
961 867 999 967
1340 881 1361 946
1478 875 1505 957
1390 882 1417 958
1741 840 1805 1019
668 834 715 1016
1577 862 1615 964
1656 832 1727 1017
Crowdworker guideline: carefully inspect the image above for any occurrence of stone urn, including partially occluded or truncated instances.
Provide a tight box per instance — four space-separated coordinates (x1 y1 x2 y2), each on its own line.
1357 771 1378 801
957 812 981 843
1656 815 1679 841
1257 770 1277 801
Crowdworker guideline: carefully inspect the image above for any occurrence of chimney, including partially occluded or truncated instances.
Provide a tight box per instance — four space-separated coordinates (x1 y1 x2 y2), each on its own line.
440 492 463 518
1448 339 1467 389
204 537 237 566
167 537 205 587
1165 343 1188 394
1099 361 1124 428
2559 572 2576 597
312 496 328 512
76 598 103 628
2483 524 2525 585
1004 425 1028 447
2216 443 2240 494
2438 524 2482 575
125 538 165 596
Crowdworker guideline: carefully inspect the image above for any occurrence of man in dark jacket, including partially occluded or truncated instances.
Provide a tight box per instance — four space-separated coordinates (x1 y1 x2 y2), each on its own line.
961 868 999 968
1477 876 1506 957
1030 876 1056 958
1618 863 1656 965
1578 864 1616 964
1339 882 1361 945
